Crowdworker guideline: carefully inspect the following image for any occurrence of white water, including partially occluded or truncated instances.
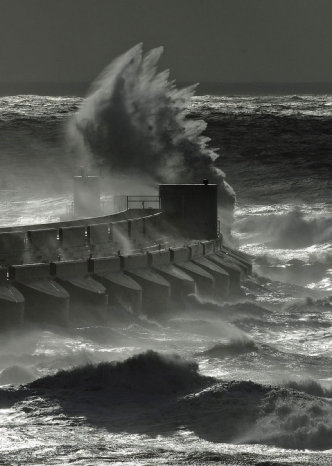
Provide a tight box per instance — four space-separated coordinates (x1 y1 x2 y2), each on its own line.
0 55 331 464
0 196 331 464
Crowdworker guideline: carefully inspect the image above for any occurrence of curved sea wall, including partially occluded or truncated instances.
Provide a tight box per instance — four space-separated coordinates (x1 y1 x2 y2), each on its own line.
0 230 251 328
0 205 252 328
0 210 163 265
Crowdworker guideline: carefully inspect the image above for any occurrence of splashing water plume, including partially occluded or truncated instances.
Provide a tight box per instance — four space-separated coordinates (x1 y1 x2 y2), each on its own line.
68 44 235 219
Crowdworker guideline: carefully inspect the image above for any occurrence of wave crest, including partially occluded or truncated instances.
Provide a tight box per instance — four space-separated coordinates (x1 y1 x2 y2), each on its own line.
68 44 235 212
285 379 332 398
237 208 332 249
241 386 332 449
30 350 209 395
3 351 332 450
201 339 258 358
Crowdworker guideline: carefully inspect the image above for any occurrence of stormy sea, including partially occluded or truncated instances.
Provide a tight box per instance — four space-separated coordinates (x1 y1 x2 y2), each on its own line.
0 50 332 464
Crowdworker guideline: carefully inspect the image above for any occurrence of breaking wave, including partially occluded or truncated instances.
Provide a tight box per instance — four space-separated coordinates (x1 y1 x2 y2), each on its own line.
29 350 210 395
285 295 332 313
201 338 332 378
68 44 235 215
235 382 332 450
201 338 258 357
0 365 36 385
270 209 332 248
284 379 332 398
186 294 270 319
237 208 332 249
16 351 332 450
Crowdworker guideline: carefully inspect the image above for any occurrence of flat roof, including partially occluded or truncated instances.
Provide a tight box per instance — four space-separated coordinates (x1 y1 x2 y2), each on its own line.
159 183 217 186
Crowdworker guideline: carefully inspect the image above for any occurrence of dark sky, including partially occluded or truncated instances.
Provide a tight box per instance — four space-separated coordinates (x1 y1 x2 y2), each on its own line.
1 0 332 85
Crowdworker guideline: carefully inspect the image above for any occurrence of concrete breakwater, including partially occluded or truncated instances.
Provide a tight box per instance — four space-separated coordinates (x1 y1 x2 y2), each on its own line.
0 236 252 328
0 181 252 328
0 210 164 265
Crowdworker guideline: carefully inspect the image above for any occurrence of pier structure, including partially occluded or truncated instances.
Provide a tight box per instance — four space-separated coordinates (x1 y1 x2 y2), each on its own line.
0 181 252 327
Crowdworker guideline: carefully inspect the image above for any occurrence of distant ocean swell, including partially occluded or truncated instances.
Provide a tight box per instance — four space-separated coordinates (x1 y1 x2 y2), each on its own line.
0 93 331 204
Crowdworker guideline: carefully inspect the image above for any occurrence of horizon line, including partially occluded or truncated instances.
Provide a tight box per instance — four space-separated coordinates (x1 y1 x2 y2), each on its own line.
2 81 332 97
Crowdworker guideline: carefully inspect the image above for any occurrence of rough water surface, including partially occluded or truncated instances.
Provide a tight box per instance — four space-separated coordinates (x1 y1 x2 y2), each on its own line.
0 91 331 465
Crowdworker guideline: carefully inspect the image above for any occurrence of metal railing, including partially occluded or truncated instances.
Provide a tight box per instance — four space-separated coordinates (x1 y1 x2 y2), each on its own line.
126 196 160 210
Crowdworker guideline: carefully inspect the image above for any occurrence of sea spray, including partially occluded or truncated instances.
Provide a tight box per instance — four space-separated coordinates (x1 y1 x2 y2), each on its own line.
68 44 235 223
236 207 332 249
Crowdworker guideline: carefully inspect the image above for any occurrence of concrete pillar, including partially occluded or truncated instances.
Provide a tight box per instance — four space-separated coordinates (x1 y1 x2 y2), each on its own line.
189 243 204 259
148 250 195 301
221 246 253 274
201 240 215 256
144 214 161 240
0 267 24 328
122 253 171 316
129 218 144 245
51 260 108 323
9 263 69 326
89 256 142 314
111 221 131 253
218 248 252 276
89 256 121 275
205 254 241 295
190 256 230 298
87 223 112 257
213 237 223 251
87 223 109 244
28 228 58 262
188 243 230 297
59 226 88 260
170 247 215 298
0 231 27 265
